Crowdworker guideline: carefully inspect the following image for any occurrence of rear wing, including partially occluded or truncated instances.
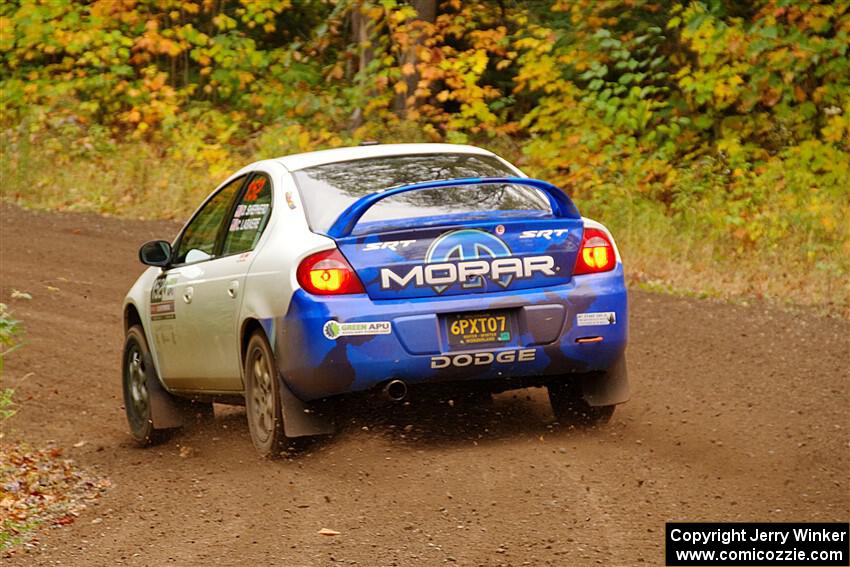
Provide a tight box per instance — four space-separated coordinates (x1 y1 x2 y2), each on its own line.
325 177 581 238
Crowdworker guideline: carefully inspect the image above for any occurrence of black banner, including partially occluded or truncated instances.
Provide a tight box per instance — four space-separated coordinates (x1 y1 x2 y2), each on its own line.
666 523 849 566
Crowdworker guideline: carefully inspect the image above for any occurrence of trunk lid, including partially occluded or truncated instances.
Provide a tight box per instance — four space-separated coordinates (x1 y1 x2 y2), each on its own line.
335 218 584 300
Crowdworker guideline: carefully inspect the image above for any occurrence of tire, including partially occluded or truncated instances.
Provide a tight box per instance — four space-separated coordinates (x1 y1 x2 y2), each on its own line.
547 380 615 426
244 331 287 457
122 325 160 445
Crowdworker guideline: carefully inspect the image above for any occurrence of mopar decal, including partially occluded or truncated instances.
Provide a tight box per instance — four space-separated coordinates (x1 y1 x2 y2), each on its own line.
379 229 557 293
323 320 392 340
430 348 537 369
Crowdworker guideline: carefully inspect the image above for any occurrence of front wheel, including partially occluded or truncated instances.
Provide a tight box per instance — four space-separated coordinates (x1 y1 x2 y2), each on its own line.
547 380 615 426
244 331 288 457
122 325 159 445
122 325 214 445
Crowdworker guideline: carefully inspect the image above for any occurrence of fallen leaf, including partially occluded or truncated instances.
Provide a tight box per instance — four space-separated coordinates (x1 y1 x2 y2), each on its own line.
318 528 340 536
73 440 87 448
11 289 32 300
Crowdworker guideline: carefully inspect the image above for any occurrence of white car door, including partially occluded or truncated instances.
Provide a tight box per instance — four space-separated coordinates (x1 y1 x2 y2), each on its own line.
151 174 248 391
176 172 274 391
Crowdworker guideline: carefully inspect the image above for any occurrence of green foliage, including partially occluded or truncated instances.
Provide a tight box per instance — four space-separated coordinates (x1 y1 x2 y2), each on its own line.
0 303 24 421
0 0 848 311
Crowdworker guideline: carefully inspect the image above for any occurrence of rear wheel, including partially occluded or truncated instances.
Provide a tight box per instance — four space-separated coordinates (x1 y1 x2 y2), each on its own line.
547 380 615 426
244 331 287 457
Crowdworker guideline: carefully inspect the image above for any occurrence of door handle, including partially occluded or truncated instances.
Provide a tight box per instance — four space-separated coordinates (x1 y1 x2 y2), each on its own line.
227 280 239 299
183 286 194 304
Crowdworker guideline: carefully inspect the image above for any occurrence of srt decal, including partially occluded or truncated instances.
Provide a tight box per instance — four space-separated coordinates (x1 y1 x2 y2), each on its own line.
577 312 617 326
430 348 537 369
519 229 571 240
379 229 556 294
323 320 392 340
363 240 416 251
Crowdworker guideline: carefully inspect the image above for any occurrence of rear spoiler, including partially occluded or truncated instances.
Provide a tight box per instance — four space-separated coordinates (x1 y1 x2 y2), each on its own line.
326 177 581 238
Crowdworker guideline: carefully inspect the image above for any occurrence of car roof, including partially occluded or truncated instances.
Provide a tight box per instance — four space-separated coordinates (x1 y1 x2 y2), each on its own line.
274 143 496 172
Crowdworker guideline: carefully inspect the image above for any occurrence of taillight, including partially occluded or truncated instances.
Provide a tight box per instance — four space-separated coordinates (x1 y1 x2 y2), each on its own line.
573 227 616 275
296 249 365 295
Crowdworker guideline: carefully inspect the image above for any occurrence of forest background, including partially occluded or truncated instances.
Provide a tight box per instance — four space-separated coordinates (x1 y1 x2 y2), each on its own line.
1 0 848 313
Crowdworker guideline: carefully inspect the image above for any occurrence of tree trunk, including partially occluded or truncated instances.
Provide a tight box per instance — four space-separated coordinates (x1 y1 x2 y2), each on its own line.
394 0 437 117
350 2 375 128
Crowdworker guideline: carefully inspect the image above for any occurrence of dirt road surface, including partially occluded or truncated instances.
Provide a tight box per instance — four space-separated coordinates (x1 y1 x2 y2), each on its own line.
1 204 848 566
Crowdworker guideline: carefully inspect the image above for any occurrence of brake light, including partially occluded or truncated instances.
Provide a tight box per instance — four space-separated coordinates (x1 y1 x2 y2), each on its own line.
296 249 365 295
573 227 616 275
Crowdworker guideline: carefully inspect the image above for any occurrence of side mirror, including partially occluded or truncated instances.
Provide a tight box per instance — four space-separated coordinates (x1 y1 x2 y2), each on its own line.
139 240 172 267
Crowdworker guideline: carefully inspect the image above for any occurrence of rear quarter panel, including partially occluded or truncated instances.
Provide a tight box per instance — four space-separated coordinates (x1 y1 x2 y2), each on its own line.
236 165 338 356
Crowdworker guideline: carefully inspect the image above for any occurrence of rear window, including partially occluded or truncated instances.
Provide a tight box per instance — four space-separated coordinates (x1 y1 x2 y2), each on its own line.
291 154 551 234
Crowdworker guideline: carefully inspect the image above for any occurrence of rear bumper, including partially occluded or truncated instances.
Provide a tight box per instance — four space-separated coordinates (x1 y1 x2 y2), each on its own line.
273 265 628 401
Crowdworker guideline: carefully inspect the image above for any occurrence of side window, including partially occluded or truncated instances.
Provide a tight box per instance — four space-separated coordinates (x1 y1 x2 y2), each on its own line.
174 176 245 264
222 174 273 256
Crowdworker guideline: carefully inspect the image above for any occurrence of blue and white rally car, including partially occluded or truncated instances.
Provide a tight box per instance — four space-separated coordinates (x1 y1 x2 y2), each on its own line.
123 144 629 456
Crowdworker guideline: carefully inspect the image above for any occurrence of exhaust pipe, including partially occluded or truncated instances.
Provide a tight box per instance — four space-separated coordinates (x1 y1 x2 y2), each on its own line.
383 379 408 402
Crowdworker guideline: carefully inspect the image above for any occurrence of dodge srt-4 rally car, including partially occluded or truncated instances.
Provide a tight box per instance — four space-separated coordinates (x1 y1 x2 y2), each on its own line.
123 143 629 456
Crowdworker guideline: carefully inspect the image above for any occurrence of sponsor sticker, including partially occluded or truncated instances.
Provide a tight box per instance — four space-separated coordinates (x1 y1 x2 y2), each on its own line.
285 191 296 209
151 300 176 321
577 312 616 326
323 320 392 340
151 274 178 303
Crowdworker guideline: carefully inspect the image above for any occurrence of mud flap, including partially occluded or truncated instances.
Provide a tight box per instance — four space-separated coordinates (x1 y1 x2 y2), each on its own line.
143 352 184 429
278 375 335 438
581 354 630 407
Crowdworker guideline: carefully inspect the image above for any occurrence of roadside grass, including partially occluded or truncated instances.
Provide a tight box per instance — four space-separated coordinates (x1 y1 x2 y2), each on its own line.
0 303 23 424
1 135 847 316
0 517 41 552
586 200 850 316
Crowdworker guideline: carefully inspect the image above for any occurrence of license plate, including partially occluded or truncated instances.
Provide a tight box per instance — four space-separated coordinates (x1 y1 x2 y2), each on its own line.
445 311 513 348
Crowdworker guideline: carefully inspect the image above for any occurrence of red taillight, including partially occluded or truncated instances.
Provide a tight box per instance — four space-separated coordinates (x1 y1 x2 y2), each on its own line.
296 249 365 295
573 227 616 275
